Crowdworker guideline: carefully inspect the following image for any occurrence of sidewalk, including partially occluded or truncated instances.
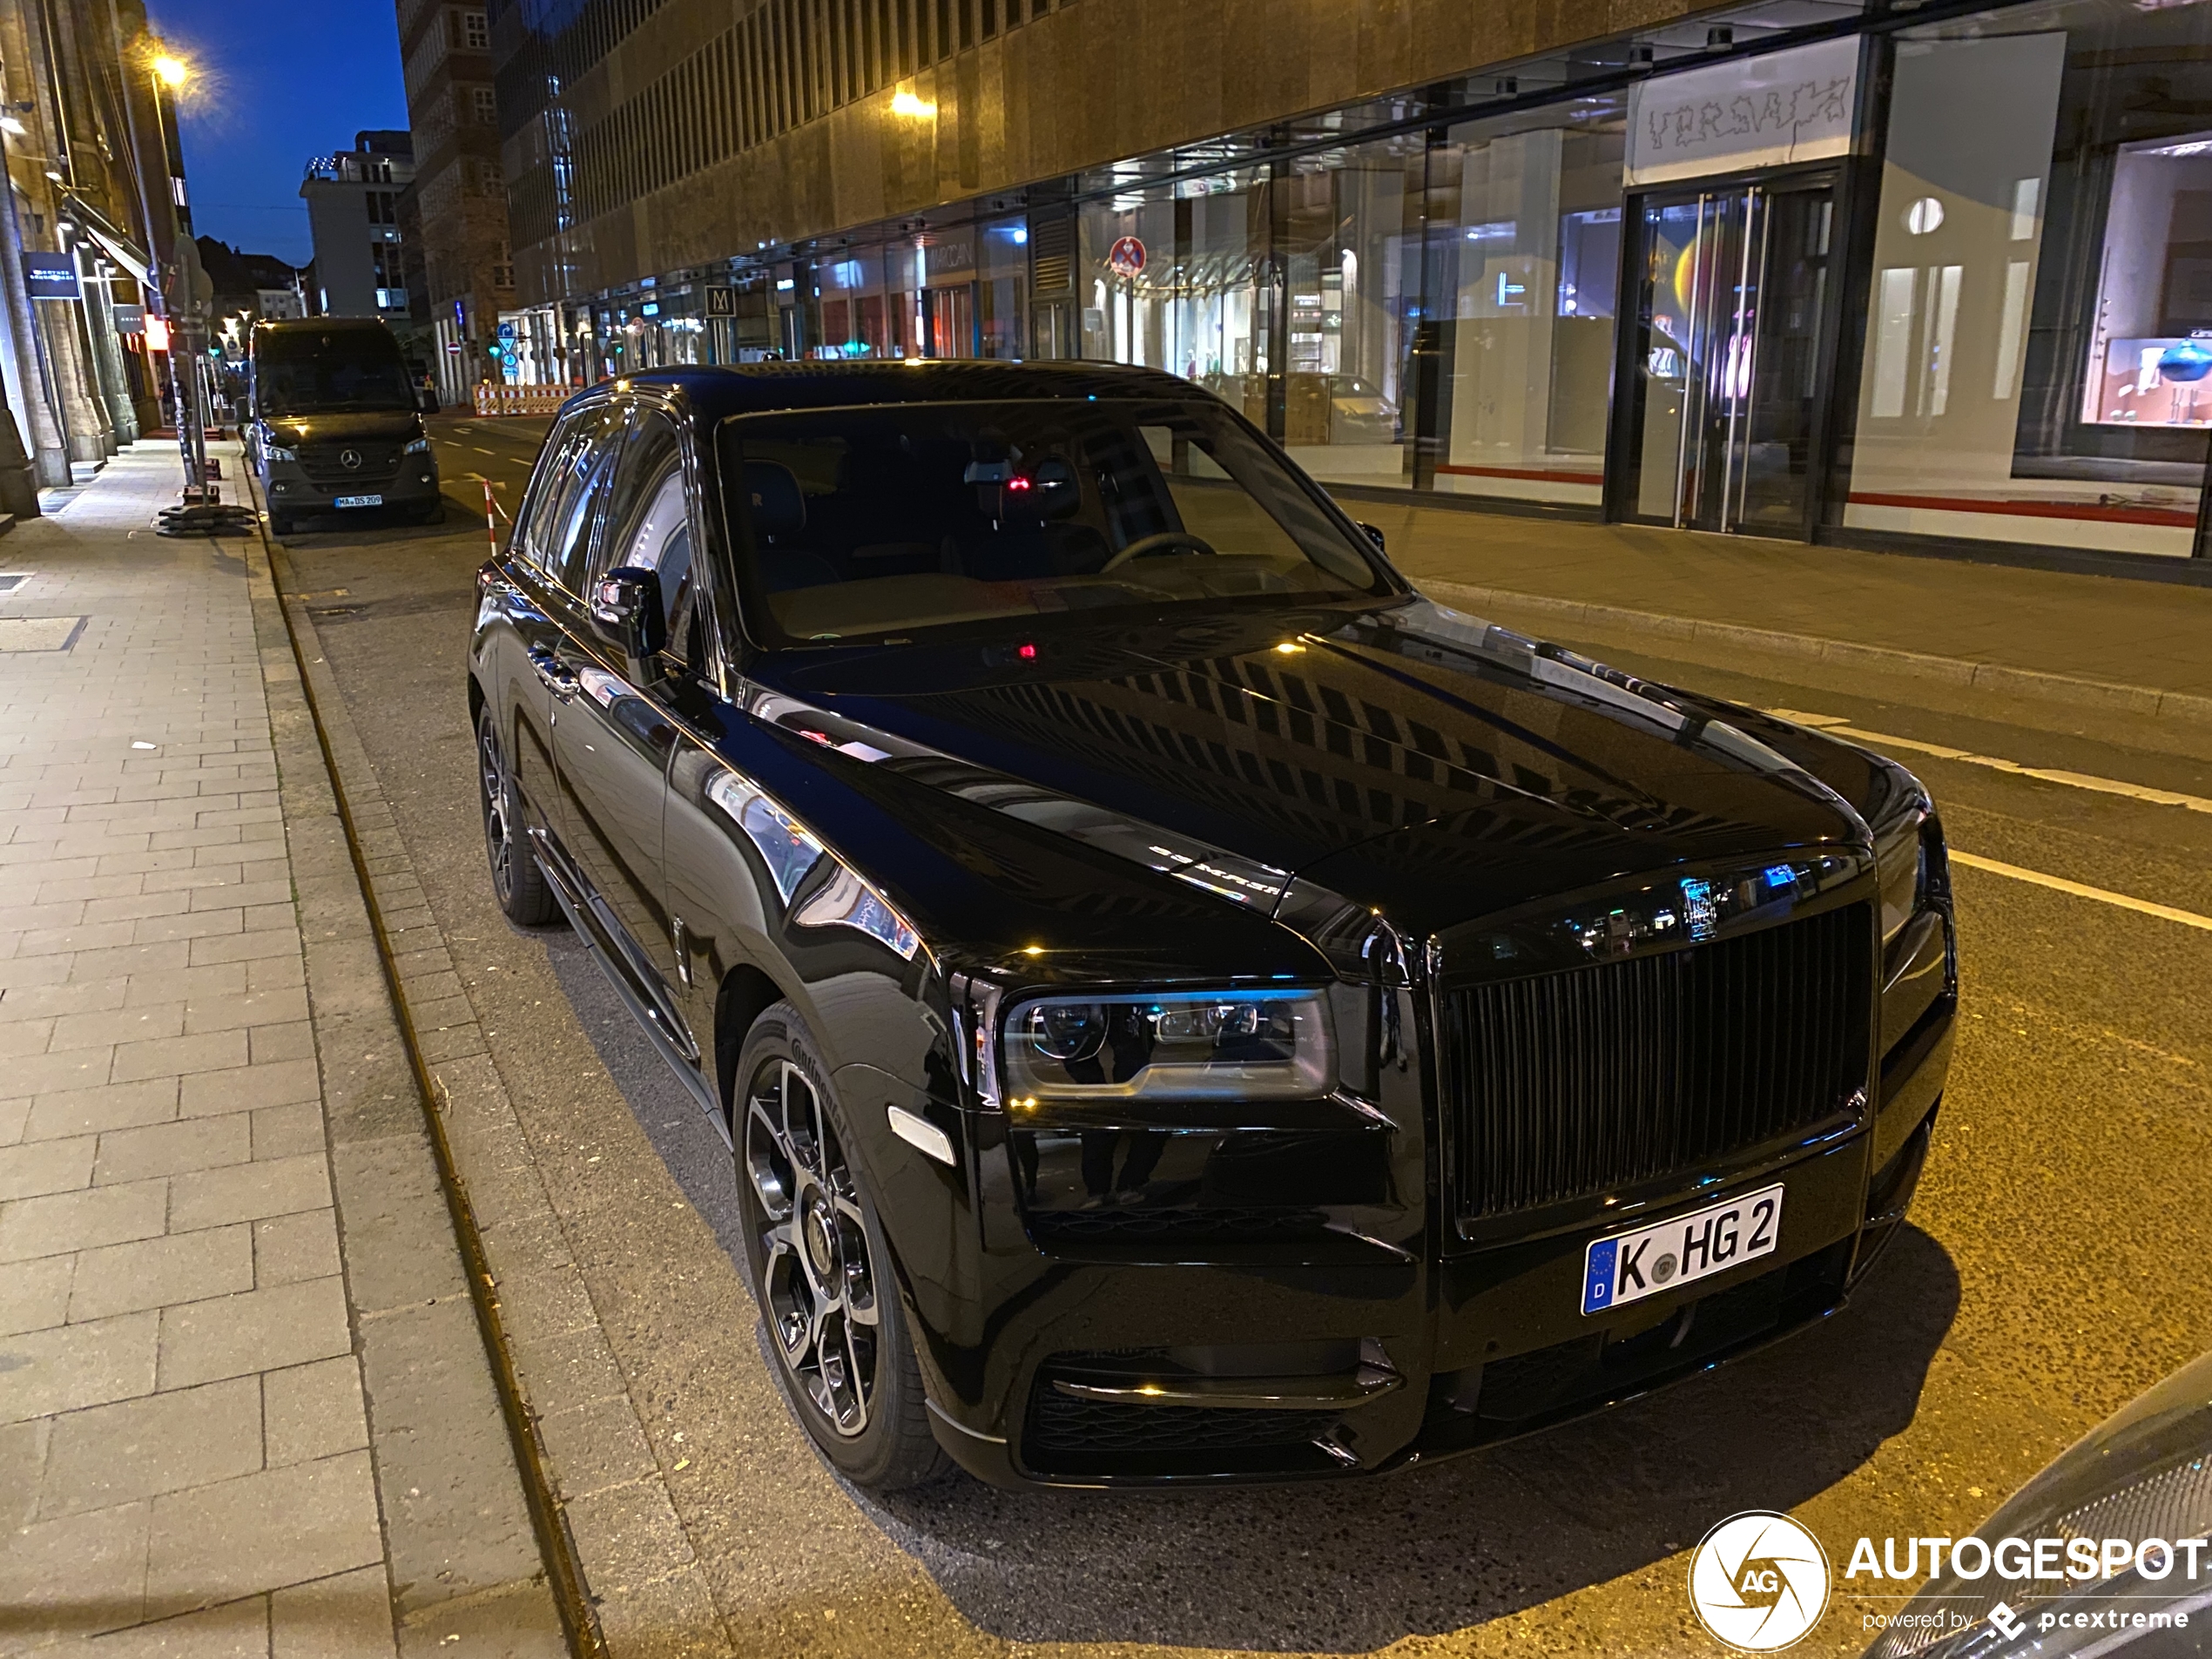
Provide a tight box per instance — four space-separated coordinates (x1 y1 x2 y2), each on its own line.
1362 501 2212 714
0 444 563 1656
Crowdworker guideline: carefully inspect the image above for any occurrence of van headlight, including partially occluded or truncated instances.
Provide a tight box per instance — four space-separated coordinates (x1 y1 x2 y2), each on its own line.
403 435 431 454
1002 988 1334 1106
265 443 297 462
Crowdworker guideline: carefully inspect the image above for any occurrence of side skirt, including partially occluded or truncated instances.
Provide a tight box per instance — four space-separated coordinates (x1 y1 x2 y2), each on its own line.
528 828 730 1147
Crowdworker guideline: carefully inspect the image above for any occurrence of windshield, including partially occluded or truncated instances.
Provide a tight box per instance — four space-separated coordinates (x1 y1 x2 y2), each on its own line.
718 399 1390 647
254 332 415 416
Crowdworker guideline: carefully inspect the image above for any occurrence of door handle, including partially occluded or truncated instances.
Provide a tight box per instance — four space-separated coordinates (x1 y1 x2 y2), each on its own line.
529 646 579 699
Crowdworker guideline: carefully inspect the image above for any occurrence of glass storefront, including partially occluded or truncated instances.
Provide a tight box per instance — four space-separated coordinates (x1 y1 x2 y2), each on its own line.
546 0 2210 570
1437 98 1627 508
1841 0 2212 556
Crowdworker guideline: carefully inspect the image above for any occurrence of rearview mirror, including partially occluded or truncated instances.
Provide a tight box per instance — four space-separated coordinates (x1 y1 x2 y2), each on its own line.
592 565 667 683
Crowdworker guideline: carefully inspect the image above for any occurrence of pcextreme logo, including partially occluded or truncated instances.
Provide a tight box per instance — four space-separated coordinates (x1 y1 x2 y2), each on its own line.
1689 1511 1833 1651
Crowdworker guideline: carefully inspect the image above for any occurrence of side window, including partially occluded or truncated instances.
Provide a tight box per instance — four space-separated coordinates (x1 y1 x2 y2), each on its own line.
600 413 699 661
523 404 619 591
514 418 587 573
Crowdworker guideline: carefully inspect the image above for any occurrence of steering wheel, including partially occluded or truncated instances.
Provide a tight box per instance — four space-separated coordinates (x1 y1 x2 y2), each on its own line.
1098 530 1218 573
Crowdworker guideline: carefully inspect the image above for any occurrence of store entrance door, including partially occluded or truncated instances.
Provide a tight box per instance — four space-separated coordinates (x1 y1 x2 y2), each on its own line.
1611 173 1837 535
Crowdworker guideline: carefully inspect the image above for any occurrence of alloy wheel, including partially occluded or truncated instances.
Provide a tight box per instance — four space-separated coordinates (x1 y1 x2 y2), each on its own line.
745 1057 880 1437
479 722 516 901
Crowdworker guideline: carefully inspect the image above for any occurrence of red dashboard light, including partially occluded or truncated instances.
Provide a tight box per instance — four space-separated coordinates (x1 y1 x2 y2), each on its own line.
1017 643 1037 660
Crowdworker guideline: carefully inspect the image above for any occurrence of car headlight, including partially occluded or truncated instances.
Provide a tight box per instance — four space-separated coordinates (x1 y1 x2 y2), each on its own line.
265 443 297 462
1002 988 1335 1106
403 435 431 454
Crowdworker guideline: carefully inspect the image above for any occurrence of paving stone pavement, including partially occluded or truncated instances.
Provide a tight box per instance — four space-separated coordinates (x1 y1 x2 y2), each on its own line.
0 444 565 1656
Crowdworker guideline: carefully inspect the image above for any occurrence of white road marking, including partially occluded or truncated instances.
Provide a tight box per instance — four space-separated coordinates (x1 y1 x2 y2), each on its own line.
1949 851 2212 934
1767 708 2212 816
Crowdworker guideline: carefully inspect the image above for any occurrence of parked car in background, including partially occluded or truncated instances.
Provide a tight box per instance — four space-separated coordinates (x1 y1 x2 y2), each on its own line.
467 361 1956 1493
248 318 442 536
1866 1348 2212 1657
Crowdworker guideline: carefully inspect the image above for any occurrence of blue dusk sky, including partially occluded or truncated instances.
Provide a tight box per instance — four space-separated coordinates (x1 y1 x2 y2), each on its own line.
143 0 410 267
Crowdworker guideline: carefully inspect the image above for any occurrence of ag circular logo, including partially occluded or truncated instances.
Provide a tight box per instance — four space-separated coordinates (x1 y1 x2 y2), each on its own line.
1688 1511 1831 1651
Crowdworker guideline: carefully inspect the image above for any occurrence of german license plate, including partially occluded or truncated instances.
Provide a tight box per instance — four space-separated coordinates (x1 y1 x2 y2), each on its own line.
334 494 383 509
1581 1184 1783 1315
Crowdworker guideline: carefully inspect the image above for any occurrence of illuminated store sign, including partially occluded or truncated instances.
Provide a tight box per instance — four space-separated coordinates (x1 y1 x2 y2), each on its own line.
1625 35 1859 185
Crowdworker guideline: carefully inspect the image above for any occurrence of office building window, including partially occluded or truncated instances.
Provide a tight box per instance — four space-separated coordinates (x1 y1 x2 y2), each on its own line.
471 84 497 124
459 9 489 50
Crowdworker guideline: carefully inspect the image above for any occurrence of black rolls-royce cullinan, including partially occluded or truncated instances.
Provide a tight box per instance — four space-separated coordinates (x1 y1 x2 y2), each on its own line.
468 362 1957 1491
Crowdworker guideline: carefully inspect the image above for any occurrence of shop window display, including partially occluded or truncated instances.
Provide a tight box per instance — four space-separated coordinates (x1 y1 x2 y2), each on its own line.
1844 0 2212 556
1081 172 1271 425
1435 98 1628 508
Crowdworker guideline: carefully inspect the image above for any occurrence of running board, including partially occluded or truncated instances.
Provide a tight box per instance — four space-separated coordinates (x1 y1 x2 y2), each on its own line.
529 833 730 1148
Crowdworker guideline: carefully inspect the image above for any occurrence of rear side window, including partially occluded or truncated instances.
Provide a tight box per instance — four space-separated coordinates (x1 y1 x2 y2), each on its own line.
600 412 698 662
521 404 620 592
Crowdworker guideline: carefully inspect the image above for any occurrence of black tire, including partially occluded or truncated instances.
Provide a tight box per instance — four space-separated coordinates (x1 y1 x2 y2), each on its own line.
476 705 557 926
411 500 444 527
268 511 293 537
734 1002 953 1491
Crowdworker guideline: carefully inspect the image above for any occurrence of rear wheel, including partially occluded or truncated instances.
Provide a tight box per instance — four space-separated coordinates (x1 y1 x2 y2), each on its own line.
734 1003 952 1491
476 705 556 926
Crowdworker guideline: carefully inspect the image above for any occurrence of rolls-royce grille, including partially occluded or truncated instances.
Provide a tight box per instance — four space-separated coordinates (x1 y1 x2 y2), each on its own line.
1443 903 1871 1222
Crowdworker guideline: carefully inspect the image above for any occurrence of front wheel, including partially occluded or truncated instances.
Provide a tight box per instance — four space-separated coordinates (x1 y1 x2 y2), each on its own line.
268 510 293 537
476 705 556 926
734 1003 952 1491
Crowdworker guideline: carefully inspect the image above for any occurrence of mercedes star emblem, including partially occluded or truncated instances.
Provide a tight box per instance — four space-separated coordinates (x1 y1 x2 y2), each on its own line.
339 448 362 470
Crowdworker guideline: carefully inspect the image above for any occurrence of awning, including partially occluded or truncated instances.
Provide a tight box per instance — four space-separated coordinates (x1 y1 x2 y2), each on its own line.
64 194 152 286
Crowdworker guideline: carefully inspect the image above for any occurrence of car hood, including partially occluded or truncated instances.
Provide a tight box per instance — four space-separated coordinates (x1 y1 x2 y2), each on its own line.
260 410 421 445
757 597 1869 948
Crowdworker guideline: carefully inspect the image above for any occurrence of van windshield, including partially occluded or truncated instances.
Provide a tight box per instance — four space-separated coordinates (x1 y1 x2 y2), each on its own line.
718 399 1390 647
255 332 415 416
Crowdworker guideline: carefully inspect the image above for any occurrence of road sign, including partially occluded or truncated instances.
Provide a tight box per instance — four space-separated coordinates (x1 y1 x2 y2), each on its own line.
24 253 78 300
1107 236 1146 280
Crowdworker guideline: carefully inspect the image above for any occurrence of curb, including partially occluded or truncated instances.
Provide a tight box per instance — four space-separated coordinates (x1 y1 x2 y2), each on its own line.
1421 579 2212 728
241 490 610 1657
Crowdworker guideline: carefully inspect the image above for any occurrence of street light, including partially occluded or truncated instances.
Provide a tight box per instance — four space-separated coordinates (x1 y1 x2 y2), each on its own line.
139 43 212 506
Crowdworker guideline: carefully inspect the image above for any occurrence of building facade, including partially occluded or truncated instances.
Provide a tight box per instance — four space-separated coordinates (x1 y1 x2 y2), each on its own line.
301 132 418 325
0 0 180 485
397 0 521 404
487 0 2212 570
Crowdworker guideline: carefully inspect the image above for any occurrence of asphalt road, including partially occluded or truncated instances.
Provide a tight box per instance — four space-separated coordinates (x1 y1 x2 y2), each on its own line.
269 419 2212 1657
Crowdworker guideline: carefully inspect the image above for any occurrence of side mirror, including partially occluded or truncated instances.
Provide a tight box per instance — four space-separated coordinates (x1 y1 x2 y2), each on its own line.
592 565 666 683
1359 521 1386 555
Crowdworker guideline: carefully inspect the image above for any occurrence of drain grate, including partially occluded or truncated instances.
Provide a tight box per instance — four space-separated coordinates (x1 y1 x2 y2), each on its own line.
0 574 30 594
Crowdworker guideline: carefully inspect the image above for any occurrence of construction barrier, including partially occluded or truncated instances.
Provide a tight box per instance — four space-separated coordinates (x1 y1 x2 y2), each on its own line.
472 382 573 417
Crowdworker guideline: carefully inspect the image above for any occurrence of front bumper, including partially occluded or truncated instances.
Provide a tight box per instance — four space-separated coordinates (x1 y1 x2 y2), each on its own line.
921 998 1952 1490
263 459 440 513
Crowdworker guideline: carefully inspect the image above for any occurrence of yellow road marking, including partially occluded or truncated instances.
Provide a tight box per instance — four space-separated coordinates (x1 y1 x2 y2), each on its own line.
1949 851 2212 934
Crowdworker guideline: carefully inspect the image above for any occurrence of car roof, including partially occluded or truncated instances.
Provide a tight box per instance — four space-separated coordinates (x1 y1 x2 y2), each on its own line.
586 360 1219 423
